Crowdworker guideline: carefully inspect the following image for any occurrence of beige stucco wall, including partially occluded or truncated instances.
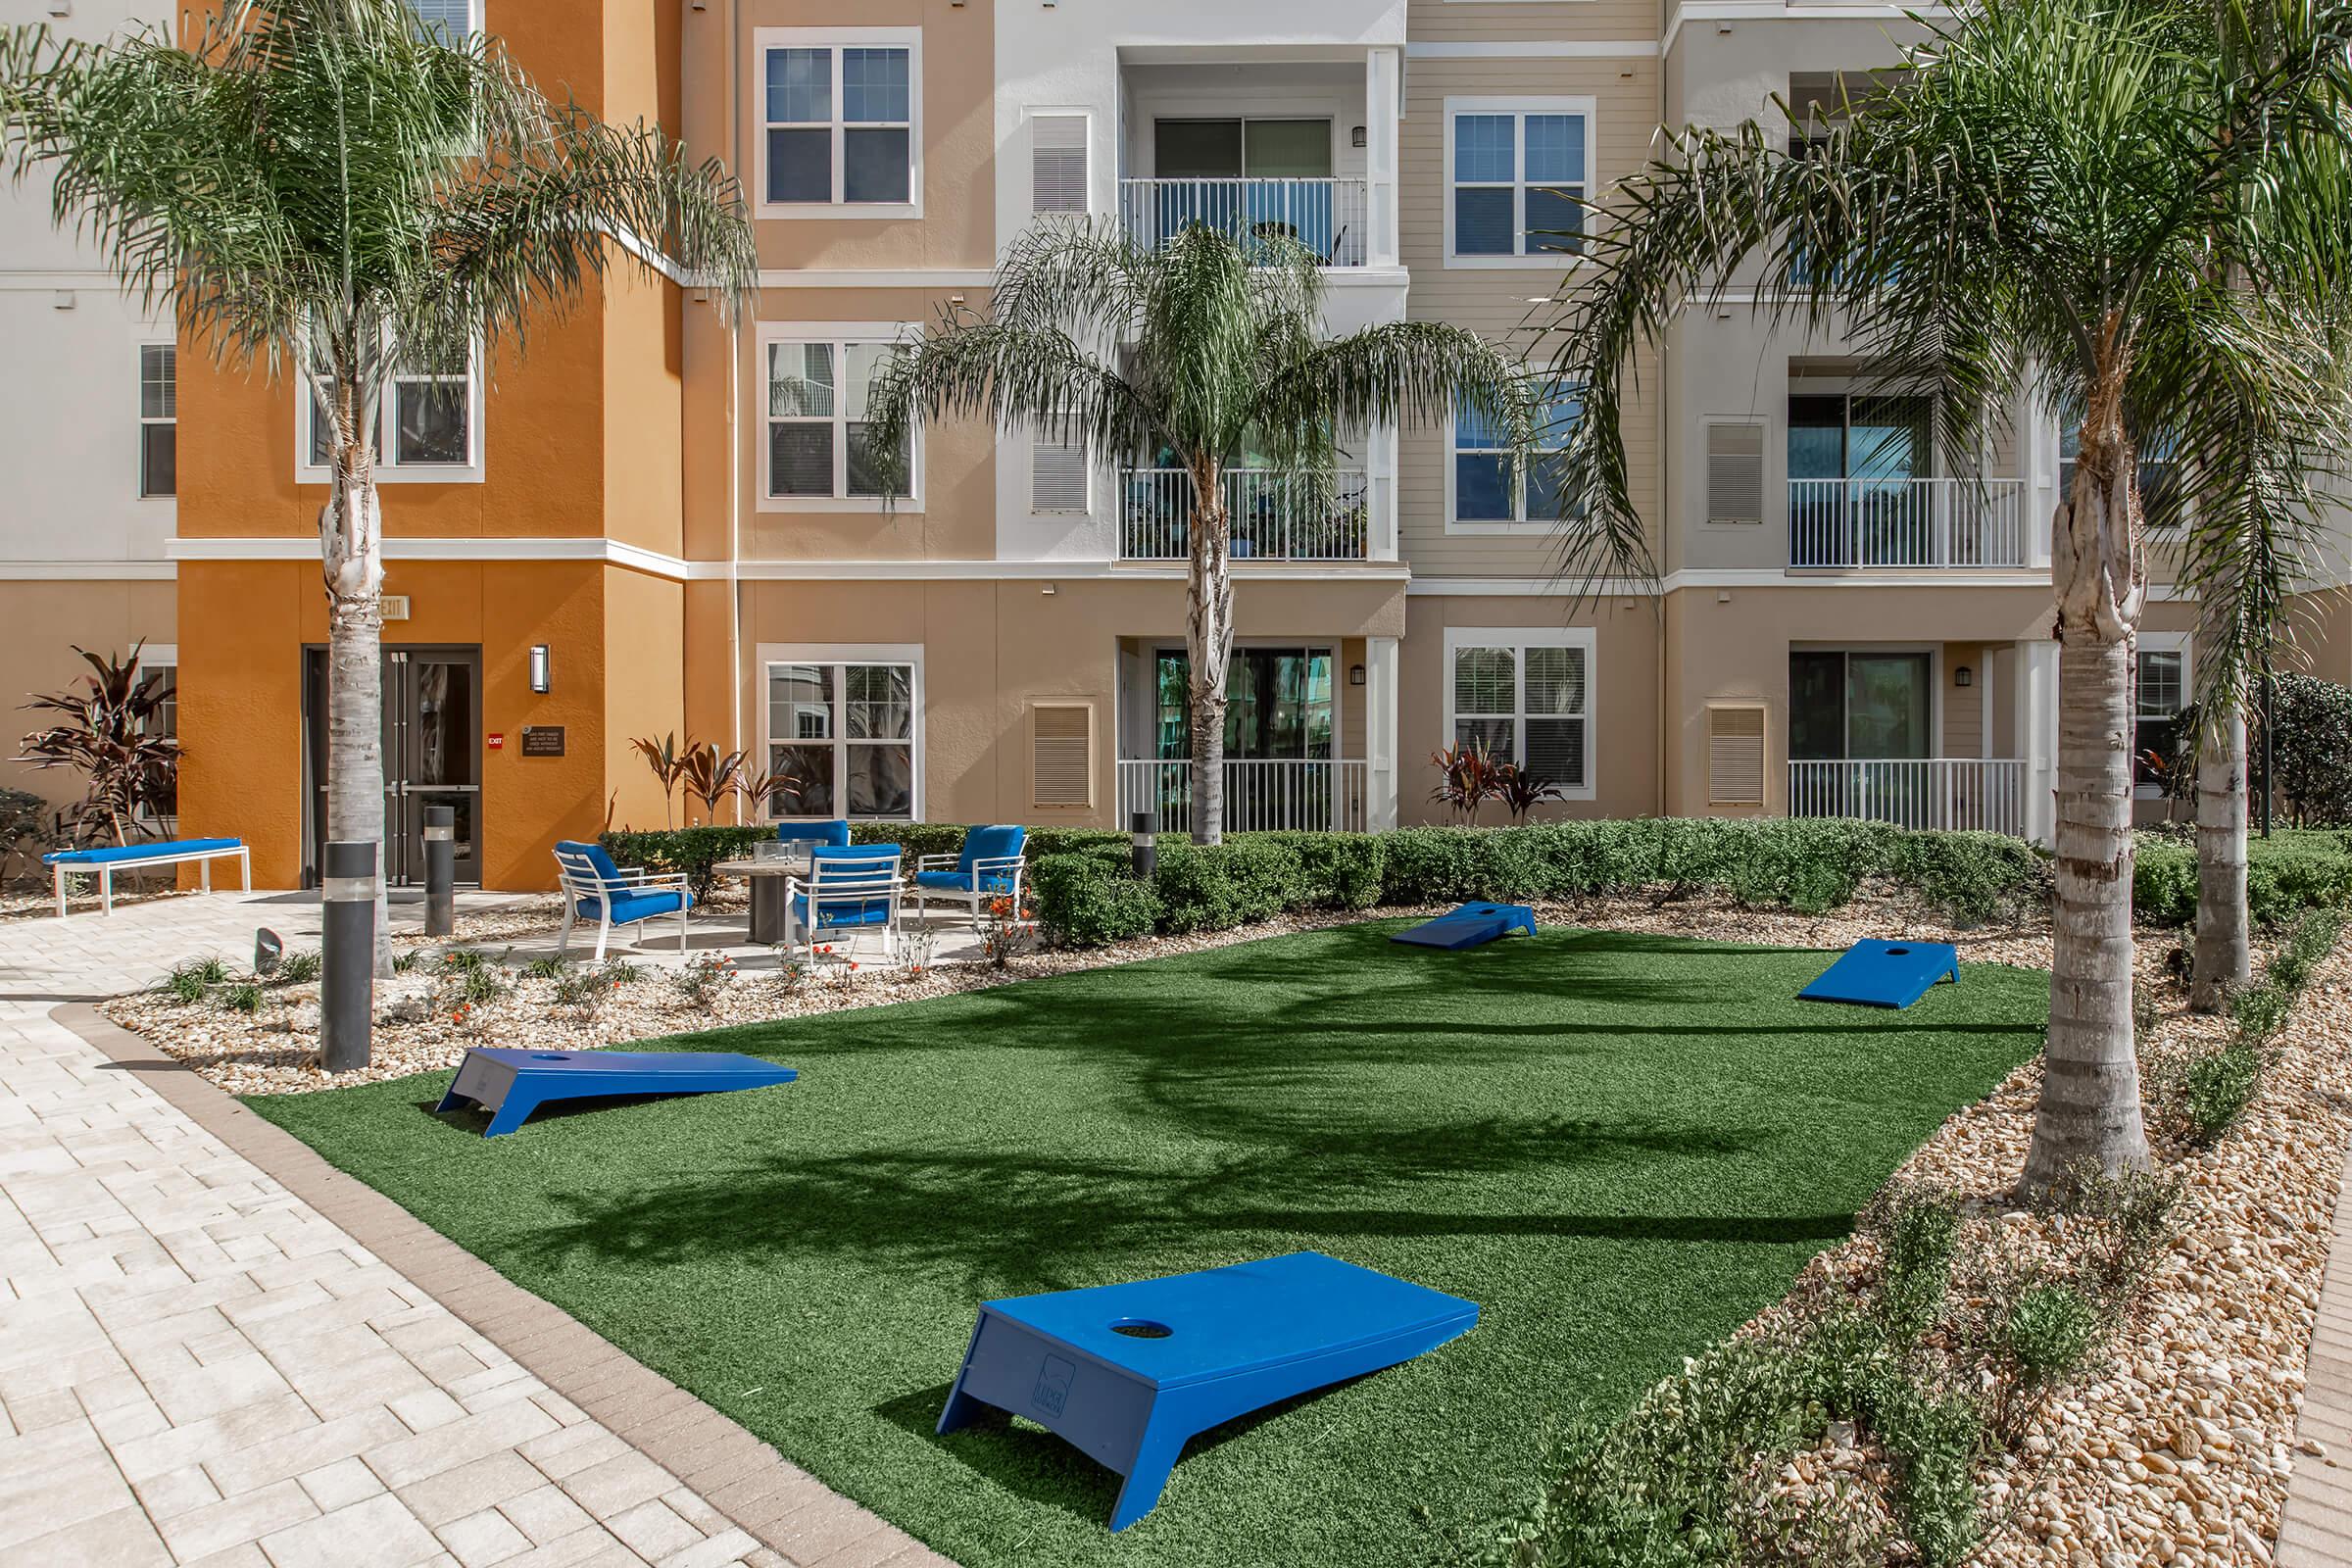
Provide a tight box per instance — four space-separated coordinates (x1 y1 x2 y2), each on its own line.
730 575 1405 829
0 579 178 838
1399 594 1662 823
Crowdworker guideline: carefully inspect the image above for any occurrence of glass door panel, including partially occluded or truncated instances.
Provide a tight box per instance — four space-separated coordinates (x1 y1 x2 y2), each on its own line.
1845 653 1932 759
1788 652 1847 760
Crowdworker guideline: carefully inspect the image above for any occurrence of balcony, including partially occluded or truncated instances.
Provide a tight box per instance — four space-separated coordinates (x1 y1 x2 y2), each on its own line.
1120 467 1371 562
1788 759 2028 836
1118 178 1371 268
1118 759 1370 834
1788 477 2029 568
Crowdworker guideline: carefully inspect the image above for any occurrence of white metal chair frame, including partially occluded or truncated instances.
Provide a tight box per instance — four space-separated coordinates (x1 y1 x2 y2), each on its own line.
48 842 251 917
912 853 1027 927
782 850 906 960
553 850 692 963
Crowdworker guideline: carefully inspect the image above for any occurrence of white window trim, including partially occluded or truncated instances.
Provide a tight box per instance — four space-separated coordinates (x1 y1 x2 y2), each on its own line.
138 342 175 502
754 27 923 220
2133 632 2190 800
1445 378 1577 534
756 643 926 823
293 334 486 486
1444 95 1596 270
1441 625 1597 800
756 321 921 514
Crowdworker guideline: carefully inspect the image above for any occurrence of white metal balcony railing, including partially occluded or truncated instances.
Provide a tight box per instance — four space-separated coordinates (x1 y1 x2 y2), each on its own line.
1788 477 2029 568
1121 467 1371 561
1118 178 1370 268
1118 759 1370 835
1788 759 2029 837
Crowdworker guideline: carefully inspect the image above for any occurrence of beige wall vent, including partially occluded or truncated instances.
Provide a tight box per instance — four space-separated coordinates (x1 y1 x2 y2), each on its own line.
1031 702 1094 808
1707 703 1768 807
1706 420 1766 524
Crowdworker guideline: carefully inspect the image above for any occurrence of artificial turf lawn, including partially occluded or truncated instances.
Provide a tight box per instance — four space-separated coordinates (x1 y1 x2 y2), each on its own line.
245 924 2047 1568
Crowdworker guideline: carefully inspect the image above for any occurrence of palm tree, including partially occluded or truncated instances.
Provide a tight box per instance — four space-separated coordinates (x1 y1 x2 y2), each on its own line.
1537 0 2352 1191
0 0 757 969
865 220 1529 845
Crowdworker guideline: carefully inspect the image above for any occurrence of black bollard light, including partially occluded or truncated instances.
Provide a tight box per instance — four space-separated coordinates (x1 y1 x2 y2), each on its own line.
319 840 375 1073
1130 810 1157 881
422 805 456 938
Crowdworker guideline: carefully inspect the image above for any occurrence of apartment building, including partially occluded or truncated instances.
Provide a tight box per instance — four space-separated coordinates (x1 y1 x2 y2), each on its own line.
10 0 2345 890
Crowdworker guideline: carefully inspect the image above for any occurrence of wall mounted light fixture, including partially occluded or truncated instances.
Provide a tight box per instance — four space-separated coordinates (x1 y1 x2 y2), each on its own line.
1954 665 1974 688
529 645 553 694
1349 663 1366 686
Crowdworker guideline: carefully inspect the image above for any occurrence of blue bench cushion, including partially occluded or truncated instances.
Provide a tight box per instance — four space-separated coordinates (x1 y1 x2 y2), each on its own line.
793 893 894 928
779 819 851 849
576 887 692 925
913 868 1019 895
45 837 240 866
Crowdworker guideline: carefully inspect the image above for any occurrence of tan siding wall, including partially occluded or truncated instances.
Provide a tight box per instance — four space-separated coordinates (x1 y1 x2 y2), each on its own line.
739 0 995 272
1399 58 1664 579
1409 1 1663 45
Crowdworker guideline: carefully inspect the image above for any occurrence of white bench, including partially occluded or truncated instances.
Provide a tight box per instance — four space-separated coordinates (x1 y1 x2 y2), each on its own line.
43 838 252 916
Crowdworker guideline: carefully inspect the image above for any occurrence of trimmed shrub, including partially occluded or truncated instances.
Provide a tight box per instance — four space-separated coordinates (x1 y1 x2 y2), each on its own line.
1891 830 2050 925
2134 828 2352 927
1264 830 1385 908
2180 1038 2263 1144
1868 1185 1963 1342
1999 1282 2102 1389
599 825 766 900
1031 853 1157 947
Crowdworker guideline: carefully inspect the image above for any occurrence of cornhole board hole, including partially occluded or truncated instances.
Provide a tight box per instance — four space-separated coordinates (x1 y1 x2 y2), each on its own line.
433 1047 798 1138
937 1250 1477 1531
1798 940 1960 1009
1390 902 1538 950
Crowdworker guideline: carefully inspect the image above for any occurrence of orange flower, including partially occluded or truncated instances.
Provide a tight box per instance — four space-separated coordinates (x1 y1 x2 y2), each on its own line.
848 961 859 971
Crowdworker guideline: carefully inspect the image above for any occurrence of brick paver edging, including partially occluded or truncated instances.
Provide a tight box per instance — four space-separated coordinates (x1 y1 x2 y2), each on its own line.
53 1003 955 1568
2279 1134 2352 1565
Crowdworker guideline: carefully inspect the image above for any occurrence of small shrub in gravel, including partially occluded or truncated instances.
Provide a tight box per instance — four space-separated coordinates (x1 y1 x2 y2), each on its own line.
438 960 507 1010
522 955 566 981
1867 1185 1962 1343
2272 905 2345 994
2034 1159 2185 1300
218 981 264 1015
162 956 228 1004
2180 1038 2264 1144
1998 1281 2103 1395
548 966 611 1013
2230 978 2292 1044
390 949 423 974
670 953 735 1006
271 949 321 986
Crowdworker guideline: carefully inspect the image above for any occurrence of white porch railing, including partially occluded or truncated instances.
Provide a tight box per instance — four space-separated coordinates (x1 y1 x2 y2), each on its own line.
1120 468 1370 561
1788 759 2029 836
1118 178 1371 268
1118 759 1369 834
1788 477 2029 568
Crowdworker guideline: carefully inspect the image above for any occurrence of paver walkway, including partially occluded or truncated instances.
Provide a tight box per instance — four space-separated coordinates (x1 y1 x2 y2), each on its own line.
2280 1145 2352 1564
0 891 948 1568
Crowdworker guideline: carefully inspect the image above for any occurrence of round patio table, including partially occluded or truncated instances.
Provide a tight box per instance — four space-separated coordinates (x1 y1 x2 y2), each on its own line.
713 846 812 946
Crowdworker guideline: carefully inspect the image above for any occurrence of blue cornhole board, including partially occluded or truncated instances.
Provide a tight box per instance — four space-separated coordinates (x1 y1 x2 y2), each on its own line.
1390 902 1538 950
1798 940 1960 1009
432 1047 797 1138
937 1250 1477 1531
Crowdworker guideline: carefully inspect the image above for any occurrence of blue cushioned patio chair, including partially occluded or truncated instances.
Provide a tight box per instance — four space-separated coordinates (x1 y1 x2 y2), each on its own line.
552 840 693 962
776 818 851 851
783 843 904 959
912 825 1027 926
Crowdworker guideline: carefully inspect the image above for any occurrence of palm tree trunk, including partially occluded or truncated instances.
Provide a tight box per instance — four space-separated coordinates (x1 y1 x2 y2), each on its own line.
1185 454 1237 846
2191 660 2250 1012
323 436 393 980
2023 443 2152 1194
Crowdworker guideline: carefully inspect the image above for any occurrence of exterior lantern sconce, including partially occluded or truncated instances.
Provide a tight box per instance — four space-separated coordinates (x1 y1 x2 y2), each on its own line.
529 644 553 694
1350 125 1367 149
1349 663 1366 686
1954 665 1974 688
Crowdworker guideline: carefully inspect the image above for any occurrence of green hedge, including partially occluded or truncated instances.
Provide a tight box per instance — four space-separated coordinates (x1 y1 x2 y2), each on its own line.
1031 817 2060 948
2132 828 2352 928
602 821 1130 902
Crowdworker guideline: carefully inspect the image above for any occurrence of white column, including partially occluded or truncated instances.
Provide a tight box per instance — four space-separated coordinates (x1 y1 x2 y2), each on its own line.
1364 48 1400 269
2022 639 2060 847
1366 635 1400 830
1367 421 1397 561
2024 387 2056 571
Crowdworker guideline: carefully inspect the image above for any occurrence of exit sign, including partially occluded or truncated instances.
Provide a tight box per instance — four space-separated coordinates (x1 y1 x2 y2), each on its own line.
382 595 412 621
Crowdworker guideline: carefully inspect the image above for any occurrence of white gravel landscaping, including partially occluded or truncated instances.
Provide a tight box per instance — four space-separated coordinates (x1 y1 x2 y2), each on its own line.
93 879 2349 1567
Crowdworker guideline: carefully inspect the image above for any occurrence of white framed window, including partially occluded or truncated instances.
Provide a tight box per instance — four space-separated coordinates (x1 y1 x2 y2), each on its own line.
758 645 923 822
1445 97 1593 268
296 335 484 484
1031 112 1089 216
2133 634 2189 797
758 322 916 510
1443 626 1595 798
756 28 921 218
1446 382 1579 531
138 344 175 499
133 644 177 825
402 0 479 38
